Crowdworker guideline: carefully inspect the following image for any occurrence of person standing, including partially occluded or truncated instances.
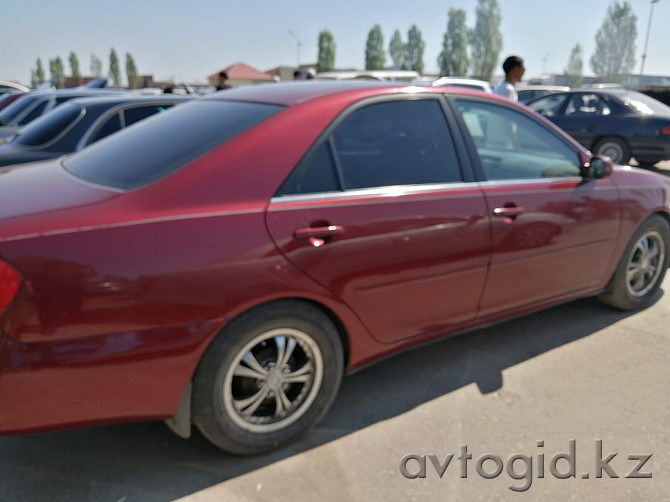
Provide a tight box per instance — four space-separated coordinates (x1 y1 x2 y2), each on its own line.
493 56 525 101
216 71 231 91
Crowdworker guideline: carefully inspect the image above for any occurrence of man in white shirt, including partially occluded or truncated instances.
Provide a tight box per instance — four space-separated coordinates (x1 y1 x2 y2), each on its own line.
493 56 525 101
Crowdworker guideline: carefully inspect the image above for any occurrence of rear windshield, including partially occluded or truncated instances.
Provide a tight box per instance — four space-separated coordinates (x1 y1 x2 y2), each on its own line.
63 100 283 190
14 102 84 147
0 95 39 124
621 91 670 115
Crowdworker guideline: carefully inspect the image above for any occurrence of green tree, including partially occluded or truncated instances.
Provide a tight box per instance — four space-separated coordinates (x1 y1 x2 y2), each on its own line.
564 44 584 87
108 49 121 87
35 58 45 85
68 51 81 85
389 30 406 69
469 0 502 81
125 52 139 88
90 54 103 77
406 25 425 74
317 30 336 72
365 25 386 70
49 57 65 88
438 8 470 76
590 1 637 81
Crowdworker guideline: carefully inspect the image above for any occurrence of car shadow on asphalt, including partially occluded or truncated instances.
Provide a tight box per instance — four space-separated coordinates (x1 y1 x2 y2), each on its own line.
0 293 660 502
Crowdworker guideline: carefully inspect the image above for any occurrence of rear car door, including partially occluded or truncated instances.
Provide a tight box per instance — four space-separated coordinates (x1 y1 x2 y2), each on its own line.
550 92 614 147
267 96 491 343
452 97 620 317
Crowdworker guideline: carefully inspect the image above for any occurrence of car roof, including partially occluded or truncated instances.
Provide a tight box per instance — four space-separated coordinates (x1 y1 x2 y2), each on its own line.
66 94 194 107
203 80 486 107
21 89 127 99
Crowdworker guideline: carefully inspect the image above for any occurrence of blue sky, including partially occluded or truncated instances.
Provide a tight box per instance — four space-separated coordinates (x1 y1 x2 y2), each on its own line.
2 0 669 85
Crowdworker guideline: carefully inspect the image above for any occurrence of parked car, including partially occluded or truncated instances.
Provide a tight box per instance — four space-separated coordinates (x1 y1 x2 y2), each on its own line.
517 85 569 104
0 81 29 95
0 91 26 112
1 82 669 455
431 76 493 93
0 95 194 167
526 88 670 165
0 89 125 143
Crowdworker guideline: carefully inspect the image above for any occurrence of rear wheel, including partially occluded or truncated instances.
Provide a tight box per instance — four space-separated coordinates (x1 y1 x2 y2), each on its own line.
192 300 344 454
594 137 630 165
599 215 670 310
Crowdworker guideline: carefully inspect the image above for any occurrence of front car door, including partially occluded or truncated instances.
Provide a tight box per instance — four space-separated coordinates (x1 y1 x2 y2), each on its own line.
452 97 621 317
267 96 491 343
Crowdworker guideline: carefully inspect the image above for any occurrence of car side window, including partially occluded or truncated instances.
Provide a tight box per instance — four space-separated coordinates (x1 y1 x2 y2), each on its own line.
526 93 568 118
564 93 611 116
278 99 462 195
18 100 49 125
456 99 581 180
123 105 173 127
88 113 122 144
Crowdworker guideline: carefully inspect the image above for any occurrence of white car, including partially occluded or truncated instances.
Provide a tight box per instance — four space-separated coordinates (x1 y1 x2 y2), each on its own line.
430 77 493 93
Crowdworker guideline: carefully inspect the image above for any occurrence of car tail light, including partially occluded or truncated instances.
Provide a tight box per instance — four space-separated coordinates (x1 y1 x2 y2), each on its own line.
662 126 670 135
0 259 21 314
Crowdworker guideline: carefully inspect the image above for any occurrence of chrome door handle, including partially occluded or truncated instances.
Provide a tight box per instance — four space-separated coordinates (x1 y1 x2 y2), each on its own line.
493 206 525 218
293 226 343 247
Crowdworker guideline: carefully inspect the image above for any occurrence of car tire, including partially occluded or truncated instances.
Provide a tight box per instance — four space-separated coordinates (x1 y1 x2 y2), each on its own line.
593 137 631 165
598 215 670 310
191 300 344 455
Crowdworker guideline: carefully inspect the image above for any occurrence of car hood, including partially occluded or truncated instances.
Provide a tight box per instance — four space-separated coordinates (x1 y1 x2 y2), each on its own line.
0 158 119 230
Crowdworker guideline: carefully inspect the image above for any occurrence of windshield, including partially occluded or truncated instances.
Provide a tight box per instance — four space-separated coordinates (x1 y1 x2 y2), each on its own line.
63 100 284 190
14 102 84 147
621 91 670 115
0 95 39 125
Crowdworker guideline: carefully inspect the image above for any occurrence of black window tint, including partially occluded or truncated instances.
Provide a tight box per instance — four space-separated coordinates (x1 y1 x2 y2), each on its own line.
89 113 122 144
55 96 76 104
332 99 462 190
14 103 83 147
123 105 173 127
277 141 340 195
456 99 581 180
63 100 283 190
18 100 49 125
0 96 38 124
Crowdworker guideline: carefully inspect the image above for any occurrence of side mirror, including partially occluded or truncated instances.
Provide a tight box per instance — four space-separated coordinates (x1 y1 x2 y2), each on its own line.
581 155 613 179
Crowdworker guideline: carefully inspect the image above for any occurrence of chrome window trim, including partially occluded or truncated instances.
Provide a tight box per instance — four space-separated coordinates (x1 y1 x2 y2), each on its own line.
271 181 479 205
476 177 584 187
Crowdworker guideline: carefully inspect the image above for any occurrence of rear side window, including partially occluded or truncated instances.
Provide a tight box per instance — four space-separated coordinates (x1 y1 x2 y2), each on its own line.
14 103 84 147
278 98 462 195
63 100 283 190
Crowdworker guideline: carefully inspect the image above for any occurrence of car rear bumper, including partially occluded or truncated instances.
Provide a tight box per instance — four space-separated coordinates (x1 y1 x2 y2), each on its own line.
0 318 225 434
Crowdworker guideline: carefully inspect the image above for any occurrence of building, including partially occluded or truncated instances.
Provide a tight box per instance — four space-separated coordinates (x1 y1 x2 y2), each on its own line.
208 63 273 87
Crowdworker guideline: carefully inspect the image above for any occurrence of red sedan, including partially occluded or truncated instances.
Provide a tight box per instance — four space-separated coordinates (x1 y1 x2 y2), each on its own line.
0 81 669 454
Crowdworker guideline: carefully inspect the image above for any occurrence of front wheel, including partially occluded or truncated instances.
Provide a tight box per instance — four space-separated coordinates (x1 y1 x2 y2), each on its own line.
192 300 344 454
599 215 670 310
594 137 630 165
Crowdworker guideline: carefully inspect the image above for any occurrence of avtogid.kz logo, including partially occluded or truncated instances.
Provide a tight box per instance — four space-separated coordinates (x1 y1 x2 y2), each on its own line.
399 440 652 492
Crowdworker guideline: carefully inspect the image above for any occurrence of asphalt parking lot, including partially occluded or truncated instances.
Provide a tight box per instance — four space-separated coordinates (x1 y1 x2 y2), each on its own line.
1 161 669 502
